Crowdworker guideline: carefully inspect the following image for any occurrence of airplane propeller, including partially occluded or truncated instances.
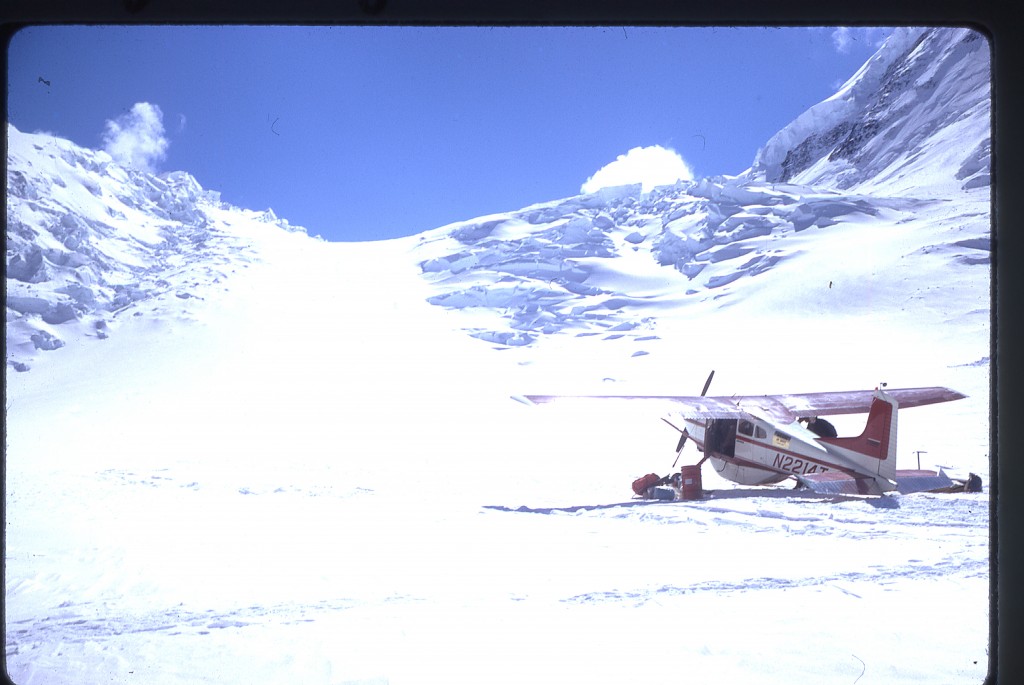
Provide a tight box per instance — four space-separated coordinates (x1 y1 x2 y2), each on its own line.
700 369 715 397
675 430 690 454
672 370 715 467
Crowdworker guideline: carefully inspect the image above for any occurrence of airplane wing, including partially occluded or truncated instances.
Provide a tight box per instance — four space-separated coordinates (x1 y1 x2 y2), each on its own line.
762 387 966 418
519 387 965 424
519 394 755 419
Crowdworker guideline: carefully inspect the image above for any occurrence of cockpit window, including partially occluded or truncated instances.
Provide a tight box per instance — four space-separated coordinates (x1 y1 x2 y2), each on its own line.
755 426 768 439
738 420 754 436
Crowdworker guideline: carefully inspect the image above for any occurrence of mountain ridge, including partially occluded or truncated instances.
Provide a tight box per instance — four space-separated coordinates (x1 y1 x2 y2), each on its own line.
747 27 990 197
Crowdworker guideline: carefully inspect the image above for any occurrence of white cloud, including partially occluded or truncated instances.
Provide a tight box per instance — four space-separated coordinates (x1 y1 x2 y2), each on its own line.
102 102 169 172
581 145 694 194
831 27 891 54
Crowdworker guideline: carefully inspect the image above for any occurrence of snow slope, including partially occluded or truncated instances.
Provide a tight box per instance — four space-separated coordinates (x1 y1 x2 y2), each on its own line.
5 125 308 373
5 27 990 685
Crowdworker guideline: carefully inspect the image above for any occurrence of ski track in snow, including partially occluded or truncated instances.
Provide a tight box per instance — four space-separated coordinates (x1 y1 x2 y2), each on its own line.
7 491 988 655
564 554 988 606
6 598 359 655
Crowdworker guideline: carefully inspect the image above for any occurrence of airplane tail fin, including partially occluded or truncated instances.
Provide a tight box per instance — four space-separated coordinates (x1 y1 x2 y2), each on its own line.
817 389 898 490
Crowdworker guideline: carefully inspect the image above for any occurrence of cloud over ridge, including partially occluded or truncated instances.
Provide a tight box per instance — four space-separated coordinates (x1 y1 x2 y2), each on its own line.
102 102 169 173
581 145 694 194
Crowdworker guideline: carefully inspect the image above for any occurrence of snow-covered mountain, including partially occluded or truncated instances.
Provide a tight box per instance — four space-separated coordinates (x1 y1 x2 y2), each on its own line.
6 27 989 371
409 28 989 352
748 27 990 197
4 27 992 685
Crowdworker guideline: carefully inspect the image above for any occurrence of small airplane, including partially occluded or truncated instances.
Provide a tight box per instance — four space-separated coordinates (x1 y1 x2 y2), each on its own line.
516 372 980 497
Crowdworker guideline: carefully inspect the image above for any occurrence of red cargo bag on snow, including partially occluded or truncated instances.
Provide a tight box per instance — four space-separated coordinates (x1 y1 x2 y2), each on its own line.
632 473 663 497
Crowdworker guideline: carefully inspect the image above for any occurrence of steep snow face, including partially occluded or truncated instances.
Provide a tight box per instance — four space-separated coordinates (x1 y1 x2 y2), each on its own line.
5 125 309 372
748 28 990 197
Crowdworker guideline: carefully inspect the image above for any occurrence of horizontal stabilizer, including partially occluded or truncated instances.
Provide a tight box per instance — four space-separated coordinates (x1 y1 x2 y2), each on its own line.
893 469 955 495
799 472 889 496
800 469 959 496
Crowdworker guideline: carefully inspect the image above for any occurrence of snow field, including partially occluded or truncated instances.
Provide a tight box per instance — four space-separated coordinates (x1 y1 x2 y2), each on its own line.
6 228 989 684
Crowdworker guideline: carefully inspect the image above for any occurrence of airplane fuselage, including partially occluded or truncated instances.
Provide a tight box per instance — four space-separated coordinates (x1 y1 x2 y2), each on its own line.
683 416 861 487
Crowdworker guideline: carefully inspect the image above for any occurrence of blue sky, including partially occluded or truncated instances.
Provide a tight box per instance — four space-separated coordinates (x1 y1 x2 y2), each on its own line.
7 25 890 242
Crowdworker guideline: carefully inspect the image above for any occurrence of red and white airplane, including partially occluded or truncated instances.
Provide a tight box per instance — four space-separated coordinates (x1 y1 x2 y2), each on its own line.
519 373 975 496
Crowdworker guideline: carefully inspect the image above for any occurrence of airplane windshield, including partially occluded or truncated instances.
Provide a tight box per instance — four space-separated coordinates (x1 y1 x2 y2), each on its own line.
738 419 768 440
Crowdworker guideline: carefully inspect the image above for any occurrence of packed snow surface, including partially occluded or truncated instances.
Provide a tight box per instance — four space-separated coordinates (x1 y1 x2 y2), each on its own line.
6 27 990 685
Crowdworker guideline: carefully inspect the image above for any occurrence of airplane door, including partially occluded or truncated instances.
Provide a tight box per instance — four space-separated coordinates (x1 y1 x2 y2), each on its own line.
706 419 737 458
